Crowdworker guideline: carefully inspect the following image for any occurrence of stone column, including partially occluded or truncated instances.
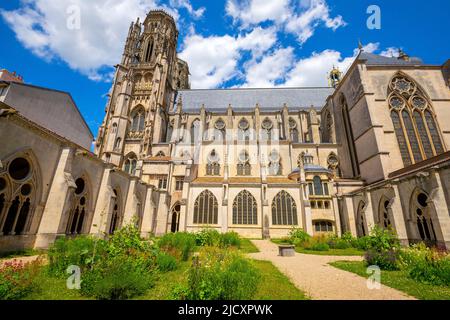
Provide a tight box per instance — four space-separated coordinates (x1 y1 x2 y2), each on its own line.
344 196 357 236
140 186 155 237
154 192 168 236
430 171 450 249
390 183 409 245
363 191 376 233
332 196 342 237
123 177 138 225
35 148 74 249
89 167 114 235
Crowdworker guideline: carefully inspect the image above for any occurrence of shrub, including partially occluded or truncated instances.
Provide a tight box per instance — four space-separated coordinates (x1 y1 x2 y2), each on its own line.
220 232 241 248
327 234 351 249
363 226 401 270
81 256 155 300
195 229 221 247
365 249 400 270
47 236 106 277
400 243 450 286
156 252 178 272
351 236 371 251
159 232 197 261
174 247 260 300
288 228 311 246
0 258 42 300
309 242 330 251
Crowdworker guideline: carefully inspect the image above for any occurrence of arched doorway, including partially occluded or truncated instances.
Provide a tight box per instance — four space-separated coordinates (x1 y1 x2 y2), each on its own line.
170 203 181 233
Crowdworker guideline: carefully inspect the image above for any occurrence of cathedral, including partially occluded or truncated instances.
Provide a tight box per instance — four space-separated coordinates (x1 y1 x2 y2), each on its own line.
0 10 449 253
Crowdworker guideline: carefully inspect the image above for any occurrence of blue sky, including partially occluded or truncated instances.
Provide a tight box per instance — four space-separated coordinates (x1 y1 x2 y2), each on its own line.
1 0 449 135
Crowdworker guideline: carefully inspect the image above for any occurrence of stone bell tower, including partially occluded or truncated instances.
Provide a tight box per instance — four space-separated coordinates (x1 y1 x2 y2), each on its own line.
95 10 190 167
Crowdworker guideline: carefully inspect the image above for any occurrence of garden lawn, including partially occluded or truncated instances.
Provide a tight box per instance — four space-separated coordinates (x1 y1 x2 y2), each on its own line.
239 239 260 253
330 261 450 300
271 239 364 256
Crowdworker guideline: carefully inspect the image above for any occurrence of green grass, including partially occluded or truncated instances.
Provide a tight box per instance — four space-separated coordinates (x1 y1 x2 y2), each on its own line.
330 261 450 300
271 239 363 256
252 260 308 300
22 269 90 300
0 248 43 260
239 239 260 253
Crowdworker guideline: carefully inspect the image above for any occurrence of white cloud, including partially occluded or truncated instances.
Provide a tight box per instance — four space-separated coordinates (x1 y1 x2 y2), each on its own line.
226 0 345 44
226 0 290 27
179 27 277 88
380 47 400 58
0 0 205 81
282 42 379 87
242 47 295 87
285 0 346 44
170 0 205 19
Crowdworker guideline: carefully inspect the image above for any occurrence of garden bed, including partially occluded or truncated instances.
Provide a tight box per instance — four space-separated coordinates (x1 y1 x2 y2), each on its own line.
330 260 450 300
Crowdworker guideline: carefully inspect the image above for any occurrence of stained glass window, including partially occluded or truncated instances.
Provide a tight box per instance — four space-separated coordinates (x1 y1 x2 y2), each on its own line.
233 190 257 225
272 191 297 226
413 111 433 158
193 190 218 225
425 110 444 154
402 110 423 163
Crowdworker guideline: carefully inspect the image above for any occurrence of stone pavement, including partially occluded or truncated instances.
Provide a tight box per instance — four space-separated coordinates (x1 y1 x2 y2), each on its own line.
248 240 415 300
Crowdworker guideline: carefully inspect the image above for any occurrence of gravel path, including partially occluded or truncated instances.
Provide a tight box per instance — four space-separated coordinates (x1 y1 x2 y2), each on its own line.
248 240 415 300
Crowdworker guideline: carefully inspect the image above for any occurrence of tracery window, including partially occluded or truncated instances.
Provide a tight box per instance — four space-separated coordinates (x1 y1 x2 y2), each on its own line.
261 118 273 141
388 73 445 166
109 189 122 234
124 155 137 175
237 151 251 176
289 118 299 143
114 138 122 151
268 150 282 175
206 150 220 176
238 118 250 141
0 157 36 236
66 178 88 235
232 190 257 225
131 108 145 132
412 191 436 242
214 118 226 141
191 119 201 144
379 198 392 229
272 191 298 226
193 190 218 225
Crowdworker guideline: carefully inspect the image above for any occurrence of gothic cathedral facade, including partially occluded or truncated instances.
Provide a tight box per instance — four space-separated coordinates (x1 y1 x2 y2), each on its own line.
1 10 449 252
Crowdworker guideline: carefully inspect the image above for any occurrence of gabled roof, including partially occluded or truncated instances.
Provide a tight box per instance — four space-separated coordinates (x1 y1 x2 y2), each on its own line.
174 87 334 113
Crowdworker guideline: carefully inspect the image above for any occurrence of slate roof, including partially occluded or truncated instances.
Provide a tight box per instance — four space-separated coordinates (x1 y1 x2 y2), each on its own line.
304 164 330 173
358 52 424 66
174 87 334 113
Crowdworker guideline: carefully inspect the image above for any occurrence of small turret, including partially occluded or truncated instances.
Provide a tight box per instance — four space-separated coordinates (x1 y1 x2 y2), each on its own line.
328 66 342 88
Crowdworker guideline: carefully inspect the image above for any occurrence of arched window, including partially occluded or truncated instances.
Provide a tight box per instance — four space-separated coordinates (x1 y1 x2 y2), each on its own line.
268 150 282 175
322 111 333 143
206 150 220 176
238 118 250 141
214 118 226 142
272 191 298 226
193 190 218 225
0 157 36 235
191 119 201 144
156 151 166 157
112 123 118 134
341 95 360 177
67 178 88 235
114 138 122 151
313 176 324 195
170 203 181 233
356 201 366 237
109 189 122 234
145 38 154 62
412 191 436 242
261 118 273 141
233 190 258 225
131 108 145 132
378 198 392 229
237 151 251 176
388 73 445 166
124 155 137 175
166 120 174 142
